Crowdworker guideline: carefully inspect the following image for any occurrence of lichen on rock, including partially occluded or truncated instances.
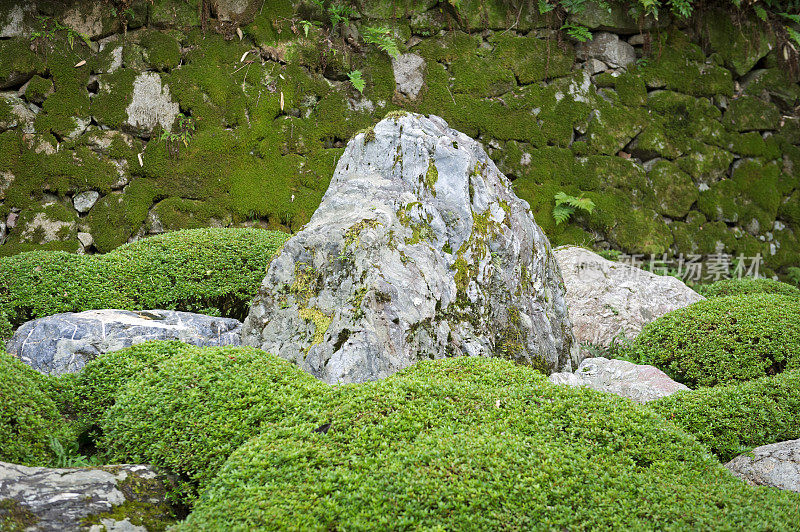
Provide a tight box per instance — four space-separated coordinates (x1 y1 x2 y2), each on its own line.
242 112 580 384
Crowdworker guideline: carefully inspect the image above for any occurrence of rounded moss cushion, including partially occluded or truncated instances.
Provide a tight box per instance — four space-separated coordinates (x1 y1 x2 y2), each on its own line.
0 351 71 466
650 370 800 462
99 344 330 501
176 357 800 530
697 278 800 299
630 294 800 387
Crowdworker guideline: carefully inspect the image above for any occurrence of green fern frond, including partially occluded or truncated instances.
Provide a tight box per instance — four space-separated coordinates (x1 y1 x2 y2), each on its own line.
553 204 575 225
363 26 400 59
348 70 366 94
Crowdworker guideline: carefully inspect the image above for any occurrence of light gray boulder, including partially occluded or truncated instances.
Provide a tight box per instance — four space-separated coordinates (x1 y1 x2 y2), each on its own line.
0 462 177 531
549 356 689 403
73 190 100 213
725 440 800 492
0 93 35 133
576 32 636 69
555 246 704 347
122 72 179 136
6 309 242 375
242 112 579 384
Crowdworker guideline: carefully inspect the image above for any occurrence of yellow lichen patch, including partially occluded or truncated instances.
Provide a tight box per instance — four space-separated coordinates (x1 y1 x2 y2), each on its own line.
298 307 333 348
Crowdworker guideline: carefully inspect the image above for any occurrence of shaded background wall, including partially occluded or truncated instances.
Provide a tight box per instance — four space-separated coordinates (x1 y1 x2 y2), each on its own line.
1 0 798 279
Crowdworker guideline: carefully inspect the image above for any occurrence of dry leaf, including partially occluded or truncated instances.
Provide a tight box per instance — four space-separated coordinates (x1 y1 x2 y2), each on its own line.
240 50 249 63
74 60 86 68
236 27 243 41
280 91 284 111
137 152 144 167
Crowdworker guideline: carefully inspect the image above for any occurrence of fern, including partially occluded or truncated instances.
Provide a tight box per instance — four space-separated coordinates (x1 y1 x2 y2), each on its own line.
348 70 366 94
553 191 596 225
363 26 400 59
560 23 593 42
537 0 556 14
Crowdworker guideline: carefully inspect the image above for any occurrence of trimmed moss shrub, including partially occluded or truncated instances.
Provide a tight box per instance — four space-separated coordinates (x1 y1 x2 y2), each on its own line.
99 345 329 501
178 357 800 530
0 228 289 339
650 370 800 462
696 277 800 298
0 351 71 466
630 294 800 387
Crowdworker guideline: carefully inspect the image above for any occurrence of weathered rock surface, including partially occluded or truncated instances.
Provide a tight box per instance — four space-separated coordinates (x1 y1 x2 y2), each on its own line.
725 440 800 492
576 32 636 68
242 112 579 384
392 53 426 101
0 461 177 531
0 93 35 133
555 246 704 346
124 72 179 135
73 191 100 213
549 356 690 403
6 309 242 375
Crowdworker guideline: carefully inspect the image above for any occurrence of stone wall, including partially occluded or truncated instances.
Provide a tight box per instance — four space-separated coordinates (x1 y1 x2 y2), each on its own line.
1 0 798 278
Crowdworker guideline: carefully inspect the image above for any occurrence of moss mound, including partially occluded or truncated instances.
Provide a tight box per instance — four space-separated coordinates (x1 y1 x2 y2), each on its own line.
177 357 799 530
0 228 289 339
99 344 329 501
0 351 71 466
650 370 800 462
696 278 800 298
630 294 800 387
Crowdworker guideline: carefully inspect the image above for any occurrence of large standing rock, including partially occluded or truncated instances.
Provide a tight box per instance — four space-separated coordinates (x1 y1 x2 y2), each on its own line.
549 356 689 403
0 462 178 531
555 246 704 346
725 440 800 492
6 309 242 375
242 112 579 384
576 32 636 69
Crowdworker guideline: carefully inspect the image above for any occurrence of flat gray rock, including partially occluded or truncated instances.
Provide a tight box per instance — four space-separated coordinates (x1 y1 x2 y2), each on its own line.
725 440 800 492
0 462 177 531
555 246 704 347
6 309 241 375
242 112 579 384
392 53 426 101
549 356 689 403
576 32 636 69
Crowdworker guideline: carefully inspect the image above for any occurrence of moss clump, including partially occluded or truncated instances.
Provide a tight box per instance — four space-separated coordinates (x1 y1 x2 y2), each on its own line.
424 160 438 195
0 499 38 532
99 344 330 502
650 370 800 462
298 307 333 348
178 357 800 530
23 75 53 103
723 95 781 132
0 351 71 467
648 160 698 218
139 30 182 71
697 278 800 299
631 294 800 387
0 228 289 339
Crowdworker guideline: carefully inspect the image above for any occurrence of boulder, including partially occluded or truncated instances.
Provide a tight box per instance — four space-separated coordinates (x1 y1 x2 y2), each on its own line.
725 439 800 492
554 246 704 346
6 309 242 375
242 112 579 384
576 32 636 69
73 191 100 213
0 462 178 531
124 72 179 136
549 356 690 403
392 53 426 101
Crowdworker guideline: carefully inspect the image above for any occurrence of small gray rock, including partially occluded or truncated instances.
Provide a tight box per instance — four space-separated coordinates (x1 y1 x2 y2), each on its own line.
555 246 704 347
77 232 94 248
242 113 579 384
73 191 101 213
392 53 426 101
725 439 800 492
0 461 177 531
124 72 179 136
6 309 242 375
577 32 636 69
549 356 689 403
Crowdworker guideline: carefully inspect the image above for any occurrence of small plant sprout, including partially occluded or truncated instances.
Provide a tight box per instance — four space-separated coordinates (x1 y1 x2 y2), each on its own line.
553 191 596 225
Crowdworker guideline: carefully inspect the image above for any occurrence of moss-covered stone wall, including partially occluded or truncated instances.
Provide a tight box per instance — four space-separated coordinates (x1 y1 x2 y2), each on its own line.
0 0 798 278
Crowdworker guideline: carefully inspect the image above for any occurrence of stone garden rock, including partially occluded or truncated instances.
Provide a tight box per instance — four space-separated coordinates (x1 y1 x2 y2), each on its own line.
242 112 579 384
554 246 704 347
392 53 426 101
549 356 690 403
6 309 242 375
725 439 800 492
0 461 177 531
576 32 636 69
124 72 179 136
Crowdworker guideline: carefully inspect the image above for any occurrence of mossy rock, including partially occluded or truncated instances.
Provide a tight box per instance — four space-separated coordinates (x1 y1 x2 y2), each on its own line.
585 97 648 155
150 0 202 28
743 68 800 110
723 95 781 132
697 159 780 229
359 0 438 19
147 197 229 233
778 190 800 227
178 357 800 530
139 29 182 71
455 0 552 30
650 370 800 462
704 8 774 77
86 180 161 252
631 294 800 387
489 33 574 84
585 190 673 254
674 141 734 185
450 52 516 97
4 202 78 247
648 160 698 218
23 75 53 104
0 38 42 89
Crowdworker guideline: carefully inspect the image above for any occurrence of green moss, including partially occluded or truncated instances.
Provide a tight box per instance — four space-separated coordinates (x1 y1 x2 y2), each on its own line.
424 160 438 195
697 159 780 228
674 141 734 184
585 96 648 155
586 190 672 254
0 38 42 87
150 0 201 28
648 160 698 218
86 180 161 252
148 197 228 233
139 30 181 71
632 294 800 387
298 307 333 348
179 357 800 531
91 68 137 130
704 8 774 77
723 95 781 132
489 33 573 84
650 370 800 462
0 499 38 532
24 75 53 103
